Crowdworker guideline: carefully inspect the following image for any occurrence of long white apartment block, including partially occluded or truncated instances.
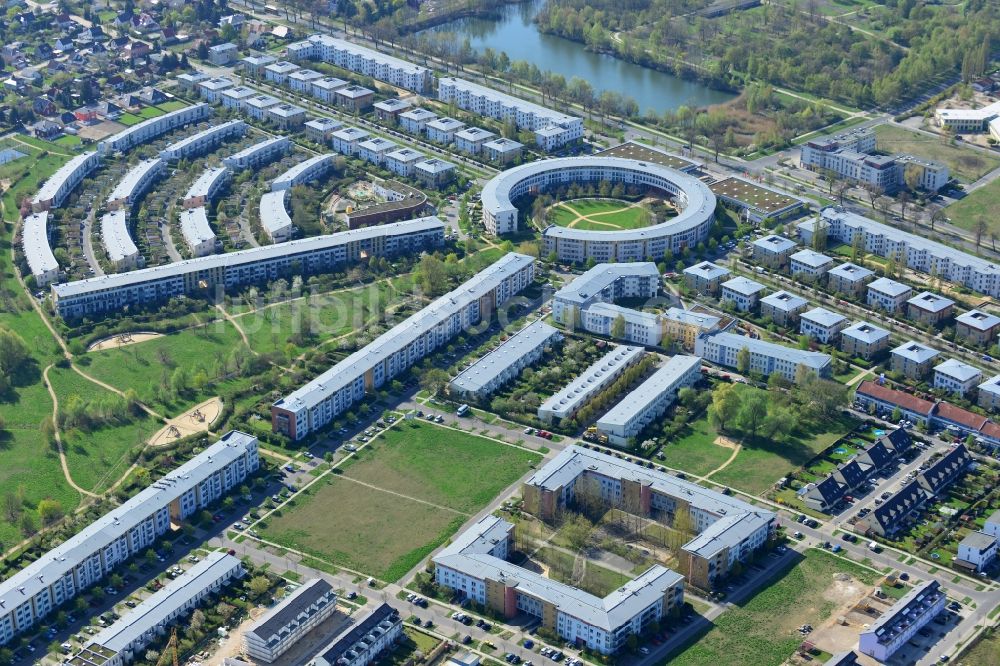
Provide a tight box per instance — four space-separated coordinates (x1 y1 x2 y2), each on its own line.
800 207 1000 298
259 190 293 243
99 103 211 154
223 136 291 171
287 34 431 92
935 99 1000 133
184 167 230 209
552 262 660 326
71 553 245 666
179 207 217 257
272 154 334 191
438 77 582 150
581 303 664 346
100 210 141 271
159 120 246 160
242 578 338 663
31 151 101 212
21 211 60 286
695 331 831 383
107 158 165 210
596 355 701 445
272 254 536 440
434 514 684 655
537 345 645 424
52 218 445 319
449 320 561 400
522 445 775 594
859 581 944 662
0 432 259 646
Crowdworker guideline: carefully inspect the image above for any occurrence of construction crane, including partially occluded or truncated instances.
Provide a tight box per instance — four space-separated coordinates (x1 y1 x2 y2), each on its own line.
155 627 179 666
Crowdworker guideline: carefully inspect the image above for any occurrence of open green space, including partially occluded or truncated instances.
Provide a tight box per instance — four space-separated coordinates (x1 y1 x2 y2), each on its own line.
711 411 858 495
873 124 1000 183
548 199 652 231
669 549 880 666
261 475 463 582
959 628 1000 666
238 281 402 356
47 366 160 494
53 135 83 147
157 101 190 112
136 106 166 119
0 144 79 544
535 547 631 598
263 421 540 580
341 421 541 514
657 417 733 477
79 321 249 414
945 178 1000 235
117 113 145 127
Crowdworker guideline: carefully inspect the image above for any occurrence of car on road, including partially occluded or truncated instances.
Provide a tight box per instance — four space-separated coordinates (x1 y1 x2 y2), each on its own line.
639 647 650 655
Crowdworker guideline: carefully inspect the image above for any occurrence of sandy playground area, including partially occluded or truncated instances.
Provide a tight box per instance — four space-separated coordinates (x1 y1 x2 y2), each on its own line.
149 397 223 447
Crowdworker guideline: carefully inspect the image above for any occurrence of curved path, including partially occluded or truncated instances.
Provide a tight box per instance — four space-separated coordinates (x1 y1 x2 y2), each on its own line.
42 364 99 499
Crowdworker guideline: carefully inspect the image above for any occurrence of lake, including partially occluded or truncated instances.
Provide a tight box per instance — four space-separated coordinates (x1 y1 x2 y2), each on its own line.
422 0 735 115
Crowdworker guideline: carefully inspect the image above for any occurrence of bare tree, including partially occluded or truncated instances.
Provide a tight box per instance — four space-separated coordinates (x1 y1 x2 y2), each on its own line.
898 190 911 225
835 180 850 207
975 218 988 252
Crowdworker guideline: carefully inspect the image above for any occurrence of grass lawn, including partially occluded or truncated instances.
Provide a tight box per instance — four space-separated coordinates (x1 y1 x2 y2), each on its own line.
117 113 144 127
262 475 463 582
958 628 1000 666
549 199 652 231
669 549 880 666
157 101 190 112
47 366 160 494
341 421 541 514
657 416 733 477
136 106 165 119
945 178 1000 235
53 135 83 147
79 321 249 414
0 143 80 544
710 412 859 496
264 421 540 581
536 547 631 597
238 281 401 356
873 124 1000 182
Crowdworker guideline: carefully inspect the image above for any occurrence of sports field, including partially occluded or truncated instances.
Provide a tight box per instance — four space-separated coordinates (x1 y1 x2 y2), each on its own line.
549 199 654 231
262 421 541 580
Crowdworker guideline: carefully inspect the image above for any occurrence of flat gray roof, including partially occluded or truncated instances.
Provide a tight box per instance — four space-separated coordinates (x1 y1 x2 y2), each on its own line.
272 154 333 190
184 166 229 202
179 207 215 248
108 158 163 205
484 157 715 242
538 346 645 420
23 212 59 278
597 355 700 429
959 530 997 551
554 262 659 307
753 234 796 253
223 137 290 168
275 253 534 413
684 261 729 280
100 209 138 263
450 320 560 394
703 332 831 370
526 446 774 560
32 151 100 206
53 217 444 299
439 76 578 126
160 120 245 159
91 552 242 654
0 432 256 614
